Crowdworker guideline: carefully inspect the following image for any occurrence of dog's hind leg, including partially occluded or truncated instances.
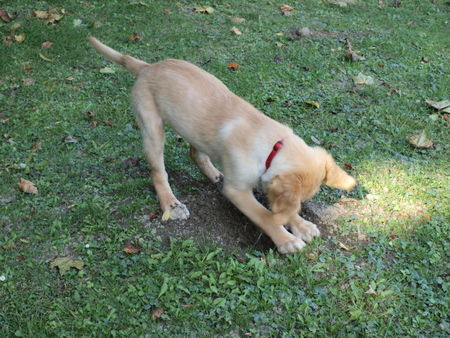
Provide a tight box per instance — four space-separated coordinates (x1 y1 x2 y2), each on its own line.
189 146 223 184
132 85 189 220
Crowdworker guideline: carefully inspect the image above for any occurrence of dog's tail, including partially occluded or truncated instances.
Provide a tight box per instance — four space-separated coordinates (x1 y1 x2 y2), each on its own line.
87 37 149 76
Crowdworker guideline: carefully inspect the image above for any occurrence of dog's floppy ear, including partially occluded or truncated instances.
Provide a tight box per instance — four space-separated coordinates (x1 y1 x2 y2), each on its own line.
324 154 356 190
267 173 302 223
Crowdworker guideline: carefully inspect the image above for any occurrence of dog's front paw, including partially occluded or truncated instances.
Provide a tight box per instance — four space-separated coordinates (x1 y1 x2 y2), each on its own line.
163 203 190 221
277 238 306 254
289 220 320 243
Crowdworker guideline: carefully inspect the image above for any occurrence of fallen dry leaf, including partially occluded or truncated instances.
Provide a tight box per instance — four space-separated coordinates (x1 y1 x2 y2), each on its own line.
366 286 377 295
227 62 239 71
1 118 10 124
275 42 285 47
353 72 374 85
228 16 245 23
90 121 98 127
129 33 140 42
103 120 113 127
2 242 16 250
0 8 12 23
64 135 78 143
65 76 74 83
34 10 49 19
338 242 351 251
148 210 160 219
407 130 433 149
304 100 320 108
344 163 354 170
39 53 53 62
280 4 294 15
425 99 450 113
310 135 322 145
3 34 13 46
15 33 25 43
18 178 38 194
32 141 42 150
123 240 141 254
151 308 165 320
22 62 32 72
230 26 242 35
23 78 35 86
86 111 95 118
161 209 172 221
50 257 84 276
195 6 214 14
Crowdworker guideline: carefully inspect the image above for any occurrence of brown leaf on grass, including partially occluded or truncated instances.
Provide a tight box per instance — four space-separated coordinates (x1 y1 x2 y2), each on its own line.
365 286 377 295
344 163 354 170
1 118 9 124
65 76 74 83
14 34 25 43
148 210 160 219
151 308 164 320
230 26 242 35
280 4 294 15
3 34 13 46
39 53 53 62
23 78 35 86
34 10 49 19
129 33 140 42
50 257 84 276
22 62 32 72
34 9 64 24
18 178 38 194
3 133 9 139
90 121 98 127
123 240 141 254
227 62 239 71
425 99 450 113
103 120 113 127
407 130 433 149
32 142 42 150
2 242 16 250
0 9 12 23
41 41 53 48
228 16 245 23
195 6 214 14
86 111 95 118
338 242 351 251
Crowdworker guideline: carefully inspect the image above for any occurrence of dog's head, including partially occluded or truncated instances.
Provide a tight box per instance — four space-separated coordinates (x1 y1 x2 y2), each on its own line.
267 147 356 223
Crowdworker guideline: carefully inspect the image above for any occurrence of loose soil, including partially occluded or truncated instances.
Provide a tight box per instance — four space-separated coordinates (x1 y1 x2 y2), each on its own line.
140 170 355 253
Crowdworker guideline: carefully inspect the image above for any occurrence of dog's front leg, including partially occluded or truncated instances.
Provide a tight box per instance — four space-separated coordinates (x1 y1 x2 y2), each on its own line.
287 214 321 243
223 184 306 254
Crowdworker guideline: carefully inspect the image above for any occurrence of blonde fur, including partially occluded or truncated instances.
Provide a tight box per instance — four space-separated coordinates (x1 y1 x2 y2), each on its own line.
88 37 356 254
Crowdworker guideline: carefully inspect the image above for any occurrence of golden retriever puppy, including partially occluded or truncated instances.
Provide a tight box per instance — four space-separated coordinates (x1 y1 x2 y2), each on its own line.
88 37 356 254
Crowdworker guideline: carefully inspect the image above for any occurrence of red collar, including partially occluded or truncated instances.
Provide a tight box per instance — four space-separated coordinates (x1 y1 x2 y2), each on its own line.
265 140 284 170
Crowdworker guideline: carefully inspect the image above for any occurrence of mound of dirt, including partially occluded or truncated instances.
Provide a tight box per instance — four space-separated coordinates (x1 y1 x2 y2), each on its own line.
140 171 351 253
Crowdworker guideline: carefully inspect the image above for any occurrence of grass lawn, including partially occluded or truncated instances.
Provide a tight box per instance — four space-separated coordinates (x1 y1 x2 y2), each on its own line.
1 0 449 336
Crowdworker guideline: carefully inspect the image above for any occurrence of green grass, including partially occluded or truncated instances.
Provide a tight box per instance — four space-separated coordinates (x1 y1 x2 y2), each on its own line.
1 0 449 336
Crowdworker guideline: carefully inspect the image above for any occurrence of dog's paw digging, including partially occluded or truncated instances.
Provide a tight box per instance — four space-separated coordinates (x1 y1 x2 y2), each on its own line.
289 220 320 243
277 238 306 254
163 203 190 221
